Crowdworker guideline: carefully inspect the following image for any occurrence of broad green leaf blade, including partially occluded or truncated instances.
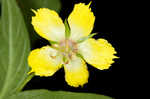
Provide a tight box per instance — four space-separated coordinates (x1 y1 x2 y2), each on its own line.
0 0 30 98
7 90 113 99
19 0 61 12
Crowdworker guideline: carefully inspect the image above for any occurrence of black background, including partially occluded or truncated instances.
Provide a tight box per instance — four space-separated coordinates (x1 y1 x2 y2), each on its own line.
24 0 120 98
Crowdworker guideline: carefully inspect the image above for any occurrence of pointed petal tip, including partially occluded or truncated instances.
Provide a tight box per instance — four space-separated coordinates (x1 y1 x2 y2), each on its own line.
28 69 34 75
87 1 92 7
31 9 37 14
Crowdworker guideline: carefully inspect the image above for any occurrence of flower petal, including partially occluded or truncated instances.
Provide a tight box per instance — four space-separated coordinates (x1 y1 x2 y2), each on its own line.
64 55 89 87
32 8 65 41
78 38 118 70
28 46 63 76
68 3 95 41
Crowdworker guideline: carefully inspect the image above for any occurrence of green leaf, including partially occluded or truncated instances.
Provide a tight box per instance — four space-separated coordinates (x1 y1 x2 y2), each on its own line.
19 0 61 12
64 19 71 38
7 90 113 99
77 33 97 43
0 0 30 98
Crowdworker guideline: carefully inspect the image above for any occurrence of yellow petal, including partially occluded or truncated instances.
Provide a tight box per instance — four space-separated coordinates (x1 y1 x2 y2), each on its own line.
64 55 89 87
78 38 118 70
68 3 95 41
32 8 65 41
28 46 63 76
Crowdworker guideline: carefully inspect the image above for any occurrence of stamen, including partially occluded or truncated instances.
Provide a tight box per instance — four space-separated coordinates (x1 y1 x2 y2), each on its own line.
50 55 56 59
59 39 78 62
65 61 69 64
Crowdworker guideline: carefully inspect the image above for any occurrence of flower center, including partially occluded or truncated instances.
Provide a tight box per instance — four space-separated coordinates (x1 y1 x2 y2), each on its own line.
59 39 78 63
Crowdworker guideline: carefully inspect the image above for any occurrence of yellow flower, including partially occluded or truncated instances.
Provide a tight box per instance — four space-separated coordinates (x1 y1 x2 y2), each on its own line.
28 2 118 87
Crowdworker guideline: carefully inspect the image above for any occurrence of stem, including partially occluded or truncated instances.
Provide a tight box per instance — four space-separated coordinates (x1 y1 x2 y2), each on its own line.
16 73 34 92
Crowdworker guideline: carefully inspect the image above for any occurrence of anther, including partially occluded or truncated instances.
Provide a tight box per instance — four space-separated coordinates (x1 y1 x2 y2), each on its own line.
50 55 56 59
